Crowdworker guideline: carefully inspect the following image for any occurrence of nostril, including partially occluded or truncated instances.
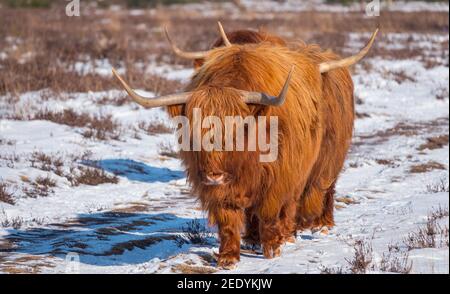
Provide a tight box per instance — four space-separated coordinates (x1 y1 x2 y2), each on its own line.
207 173 224 182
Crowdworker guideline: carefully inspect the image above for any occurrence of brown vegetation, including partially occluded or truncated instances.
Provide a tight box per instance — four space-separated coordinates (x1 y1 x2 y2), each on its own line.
404 218 449 250
70 167 119 186
418 135 449 151
23 175 57 198
409 161 446 174
0 182 15 205
0 7 447 96
427 178 449 193
30 109 122 140
138 121 173 135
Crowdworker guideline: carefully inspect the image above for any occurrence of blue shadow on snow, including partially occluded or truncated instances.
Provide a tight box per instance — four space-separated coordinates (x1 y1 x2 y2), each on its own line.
82 159 185 183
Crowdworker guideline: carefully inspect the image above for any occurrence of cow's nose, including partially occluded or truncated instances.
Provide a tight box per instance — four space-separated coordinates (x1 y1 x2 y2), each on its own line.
205 173 226 186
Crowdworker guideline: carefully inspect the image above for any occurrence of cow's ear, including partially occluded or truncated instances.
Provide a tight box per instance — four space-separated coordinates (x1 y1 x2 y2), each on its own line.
249 105 272 117
193 58 204 69
167 105 185 117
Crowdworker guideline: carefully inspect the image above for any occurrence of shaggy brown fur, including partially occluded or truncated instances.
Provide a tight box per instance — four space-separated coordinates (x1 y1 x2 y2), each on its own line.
193 29 287 68
168 31 354 268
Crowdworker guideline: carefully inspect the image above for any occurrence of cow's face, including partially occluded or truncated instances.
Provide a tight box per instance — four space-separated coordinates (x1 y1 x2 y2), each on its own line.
181 87 261 187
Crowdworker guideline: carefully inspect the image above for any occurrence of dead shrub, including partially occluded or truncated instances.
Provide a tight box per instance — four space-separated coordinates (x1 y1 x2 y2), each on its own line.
0 182 15 205
158 142 179 159
0 138 15 146
427 178 449 193
345 238 373 274
0 7 447 96
138 121 173 135
434 87 449 101
30 151 64 176
409 161 446 174
23 175 57 198
172 263 218 274
429 205 449 220
391 70 417 84
1 215 24 229
322 239 412 274
378 244 412 274
70 167 119 186
81 115 122 141
0 153 20 168
32 109 122 141
175 219 215 247
96 94 129 107
404 214 449 250
418 135 449 151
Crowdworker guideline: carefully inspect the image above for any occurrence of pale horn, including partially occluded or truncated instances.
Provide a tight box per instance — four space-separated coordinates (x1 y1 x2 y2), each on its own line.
164 27 210 60
319 28 379 73
238 66 295 106
111 68 191 108
217 22 232 47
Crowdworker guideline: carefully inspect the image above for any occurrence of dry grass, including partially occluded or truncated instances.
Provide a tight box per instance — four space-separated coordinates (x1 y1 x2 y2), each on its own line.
28 151 119 187
404 207 449 250
0 215 24 229
429 205 449 220
409 161 446 174
30 151 64 176
418 135 449 151
0 138 16 146
345 238 373 274
70 166 119 186
0 153 20 169
23 175 57 198
390 70 417 84
322 238 412 274
158 142 180 158
138 121 173 135
0 7 447 96
30 109 122 141
0 182 15 205
378 243 412 274
427 178 449 193
175 219 215 247
172 263 218 274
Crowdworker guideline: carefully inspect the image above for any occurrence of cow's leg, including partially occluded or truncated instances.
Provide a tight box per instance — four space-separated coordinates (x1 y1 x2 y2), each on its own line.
257 199 284 259
213 208 244 268
312 183 335 229
243 207 260 248
279 199 297 243
259 216 284 258
297 183 335 231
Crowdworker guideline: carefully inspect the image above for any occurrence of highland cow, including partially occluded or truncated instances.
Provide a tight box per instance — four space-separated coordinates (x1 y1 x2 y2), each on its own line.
112 23 378 268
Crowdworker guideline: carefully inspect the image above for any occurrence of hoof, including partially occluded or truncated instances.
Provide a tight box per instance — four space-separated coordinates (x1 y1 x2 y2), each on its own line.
217 254 239 269
312 226 329 235
263 244 282 259
285 236 296 244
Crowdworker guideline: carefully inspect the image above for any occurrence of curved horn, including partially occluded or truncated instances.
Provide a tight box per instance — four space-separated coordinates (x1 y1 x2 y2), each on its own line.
164 27 209 60
319 28 379 73
239 66 294 106
217 22 232 47
112 68 191 108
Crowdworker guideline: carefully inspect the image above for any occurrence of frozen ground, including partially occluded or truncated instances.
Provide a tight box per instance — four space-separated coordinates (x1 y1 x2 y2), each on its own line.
0 27 449 274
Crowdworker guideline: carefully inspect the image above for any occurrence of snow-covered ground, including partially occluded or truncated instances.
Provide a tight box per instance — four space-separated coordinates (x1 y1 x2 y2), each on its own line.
0 26 448 274
170 0 449 14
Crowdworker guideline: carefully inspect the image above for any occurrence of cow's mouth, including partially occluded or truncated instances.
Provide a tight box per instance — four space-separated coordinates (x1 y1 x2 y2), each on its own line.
202 173 230 186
